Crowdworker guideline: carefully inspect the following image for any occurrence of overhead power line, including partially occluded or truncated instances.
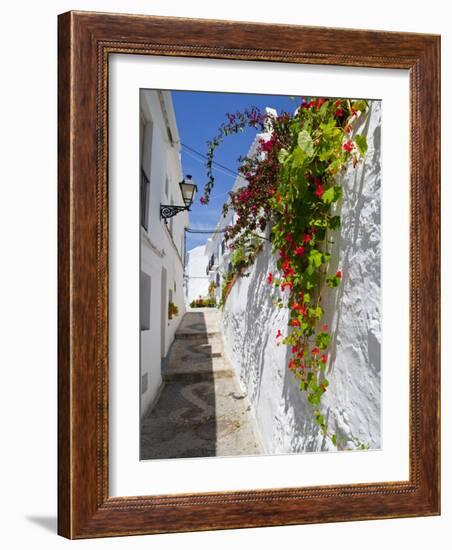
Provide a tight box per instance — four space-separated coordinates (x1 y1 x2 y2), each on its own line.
181 142 244 179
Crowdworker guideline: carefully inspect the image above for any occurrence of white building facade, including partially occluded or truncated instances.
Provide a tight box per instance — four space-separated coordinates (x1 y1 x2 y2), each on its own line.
185 245 210 304
140 90 189 417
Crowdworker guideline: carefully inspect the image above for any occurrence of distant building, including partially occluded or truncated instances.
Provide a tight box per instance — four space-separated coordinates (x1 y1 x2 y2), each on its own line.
140 90 189 417
185 245 210 304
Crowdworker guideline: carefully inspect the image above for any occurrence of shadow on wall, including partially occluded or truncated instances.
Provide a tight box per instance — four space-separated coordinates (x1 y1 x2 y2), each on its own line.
229 243 326 453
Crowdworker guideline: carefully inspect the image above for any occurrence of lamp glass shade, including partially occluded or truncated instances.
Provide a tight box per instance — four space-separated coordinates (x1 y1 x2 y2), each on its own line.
179 177 197 207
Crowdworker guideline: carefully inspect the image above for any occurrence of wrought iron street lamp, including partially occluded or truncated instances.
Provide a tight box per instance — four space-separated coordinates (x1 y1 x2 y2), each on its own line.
160 175 198 221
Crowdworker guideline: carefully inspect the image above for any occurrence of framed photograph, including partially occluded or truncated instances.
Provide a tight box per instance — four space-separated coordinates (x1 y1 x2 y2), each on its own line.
58 11 440 539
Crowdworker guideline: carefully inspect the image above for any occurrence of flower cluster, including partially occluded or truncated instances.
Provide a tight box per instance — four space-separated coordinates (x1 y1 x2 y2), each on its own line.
202 97 369 447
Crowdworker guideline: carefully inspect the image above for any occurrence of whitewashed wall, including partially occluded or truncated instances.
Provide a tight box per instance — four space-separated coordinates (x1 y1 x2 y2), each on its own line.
222 101 381 453
185 245 210 303
140 90 188 417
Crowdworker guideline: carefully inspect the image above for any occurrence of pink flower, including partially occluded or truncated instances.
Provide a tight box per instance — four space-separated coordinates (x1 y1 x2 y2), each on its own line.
267 272 273 284
322 324 329 332
295 246 305 256
315 185 324 198
200 196 207 204
343 140 354 152
303 234 312 244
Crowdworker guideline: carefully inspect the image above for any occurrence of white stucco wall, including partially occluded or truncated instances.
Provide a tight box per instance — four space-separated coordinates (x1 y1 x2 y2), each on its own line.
140 90 188 417
222 101 381 453
185 245 210 303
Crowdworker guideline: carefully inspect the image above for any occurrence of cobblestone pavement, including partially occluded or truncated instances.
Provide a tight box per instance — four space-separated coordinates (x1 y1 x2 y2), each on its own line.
140 308 262 460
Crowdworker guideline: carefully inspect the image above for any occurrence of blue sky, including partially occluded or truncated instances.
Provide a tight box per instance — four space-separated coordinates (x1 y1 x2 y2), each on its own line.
171 91 299 252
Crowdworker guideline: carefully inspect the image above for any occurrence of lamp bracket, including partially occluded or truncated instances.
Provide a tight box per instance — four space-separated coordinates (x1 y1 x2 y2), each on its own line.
160 204 189 220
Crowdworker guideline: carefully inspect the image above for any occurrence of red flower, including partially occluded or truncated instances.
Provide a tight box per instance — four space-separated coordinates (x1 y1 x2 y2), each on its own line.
345 126 351 134
292 345 299 354
343 140 354 152
311 347 320 355
320 383 327 393
267 272 273 284
322 324 329 332
295 246 305 256
315 184 324 198
335 108 344 117
288 359 296 370
303 234 312 244
320 354 327 364
336 270 342 278
285 234 293 243
335 99 341 107
276 329 282 338
290 319 301 327
200 196 207 204
261 139 274 152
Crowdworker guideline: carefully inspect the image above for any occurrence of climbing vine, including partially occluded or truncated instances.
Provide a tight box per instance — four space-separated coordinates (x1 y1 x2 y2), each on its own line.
202 97 369 449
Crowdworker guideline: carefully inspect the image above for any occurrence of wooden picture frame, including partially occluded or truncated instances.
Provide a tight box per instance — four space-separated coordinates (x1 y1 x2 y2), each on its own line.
58 10 440 539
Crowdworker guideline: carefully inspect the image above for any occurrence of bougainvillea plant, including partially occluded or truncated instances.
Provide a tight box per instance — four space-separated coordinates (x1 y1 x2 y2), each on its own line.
202 97 369 449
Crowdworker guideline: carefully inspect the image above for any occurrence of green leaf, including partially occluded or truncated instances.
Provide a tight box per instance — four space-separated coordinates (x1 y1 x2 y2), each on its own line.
351 99 367 112
326 274 341 288
322 185 342 204
331 434 337 446
316 332 331 350
297 130 314 157
292 147 306 167
308 394 321 405
354 134 368 156
320 120 341 137
277 148 289 163
309 249 323 268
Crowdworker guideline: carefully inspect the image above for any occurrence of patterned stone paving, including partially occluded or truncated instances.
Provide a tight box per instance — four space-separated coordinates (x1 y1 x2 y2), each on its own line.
140 309 262 460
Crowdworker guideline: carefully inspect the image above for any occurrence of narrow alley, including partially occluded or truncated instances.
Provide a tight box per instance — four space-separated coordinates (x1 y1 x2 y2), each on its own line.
140 309 262 460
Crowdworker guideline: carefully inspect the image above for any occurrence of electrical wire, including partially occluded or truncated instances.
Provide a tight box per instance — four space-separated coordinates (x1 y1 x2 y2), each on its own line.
181 142 244 179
